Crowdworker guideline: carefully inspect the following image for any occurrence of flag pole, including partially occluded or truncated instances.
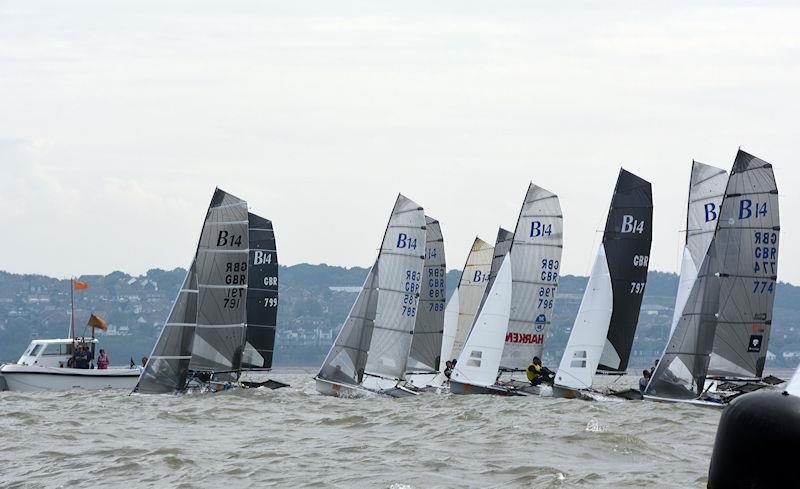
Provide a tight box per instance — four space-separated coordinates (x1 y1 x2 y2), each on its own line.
70 277 75 340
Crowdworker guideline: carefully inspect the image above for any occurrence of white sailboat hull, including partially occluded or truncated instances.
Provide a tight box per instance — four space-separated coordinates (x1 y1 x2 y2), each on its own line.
0 364 140 392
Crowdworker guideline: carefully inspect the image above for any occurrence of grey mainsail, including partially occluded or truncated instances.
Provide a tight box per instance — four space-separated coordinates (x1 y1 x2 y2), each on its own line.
134 261 198 394
363 194 427 380
707 151 780 379
406 216 446 373
647 150 779 399
189 189 250 379
241 212 278 370
501 184 564 370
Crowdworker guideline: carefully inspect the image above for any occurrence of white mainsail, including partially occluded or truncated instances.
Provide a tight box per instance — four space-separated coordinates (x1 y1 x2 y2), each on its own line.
438 237 493 369
450 254 513 387
363 194 427 381
669 162 727 338
501 184 563 371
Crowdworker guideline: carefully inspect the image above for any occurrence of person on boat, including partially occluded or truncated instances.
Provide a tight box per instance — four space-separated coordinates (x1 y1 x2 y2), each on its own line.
639 369 652 397
527 357 555 386
138 356 148 373
97 349 110 370
75 344 92 369
444 360 454 379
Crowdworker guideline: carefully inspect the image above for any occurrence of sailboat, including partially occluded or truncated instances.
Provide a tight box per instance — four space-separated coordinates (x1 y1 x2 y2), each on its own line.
428 237 493 388
450 183 564 395
449 228 514 394
315 194 427 397
553 169 652 399
645 150 780 406
133 189 286 394
404 216 446 388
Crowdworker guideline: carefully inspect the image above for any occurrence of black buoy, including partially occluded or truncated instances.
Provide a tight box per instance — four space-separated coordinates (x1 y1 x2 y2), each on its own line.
708 390 800 488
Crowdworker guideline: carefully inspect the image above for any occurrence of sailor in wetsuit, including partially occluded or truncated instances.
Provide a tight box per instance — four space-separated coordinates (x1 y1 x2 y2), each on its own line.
526 357 555 386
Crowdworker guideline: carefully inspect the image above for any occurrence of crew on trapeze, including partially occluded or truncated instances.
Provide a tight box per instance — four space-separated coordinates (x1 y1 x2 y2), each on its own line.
526 357 555 386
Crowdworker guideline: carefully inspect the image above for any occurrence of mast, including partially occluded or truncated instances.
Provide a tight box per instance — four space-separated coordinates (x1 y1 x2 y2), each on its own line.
70 277 75 340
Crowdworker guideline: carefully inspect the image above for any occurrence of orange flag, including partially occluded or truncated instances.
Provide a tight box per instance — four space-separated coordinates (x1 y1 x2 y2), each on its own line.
74 280 89 290
87 313 108 331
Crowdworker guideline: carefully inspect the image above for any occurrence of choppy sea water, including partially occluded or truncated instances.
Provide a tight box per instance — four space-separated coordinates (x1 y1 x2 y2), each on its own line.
0 370 731 488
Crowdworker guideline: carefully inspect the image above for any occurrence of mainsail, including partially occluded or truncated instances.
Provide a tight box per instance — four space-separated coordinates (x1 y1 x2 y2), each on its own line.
188 189 250 379
556 169 652 390
707 151 780 379
669 162 727 338
439 238 493 368
647 150 780 399
363 194 427 380
406 216 446 373
134 261 198 394
241 212 278 370
501 184 563 371
597 169 653 374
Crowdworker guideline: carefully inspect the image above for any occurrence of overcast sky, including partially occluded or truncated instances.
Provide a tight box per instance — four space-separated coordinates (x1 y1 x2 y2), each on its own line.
1 1 798 284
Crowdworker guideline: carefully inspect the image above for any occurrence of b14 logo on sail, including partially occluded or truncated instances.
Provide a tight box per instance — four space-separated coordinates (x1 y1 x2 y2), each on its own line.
620 215 645 234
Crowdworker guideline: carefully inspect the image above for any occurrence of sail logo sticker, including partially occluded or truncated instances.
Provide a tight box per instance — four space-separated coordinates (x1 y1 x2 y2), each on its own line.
751 324 765 333
530 221 553 238
738 199 768 219
505 332 544 344
253 251 272 265
396 233 418 250
704 203 719 222
620 215 645 234
748 334 763 352
534 314 546 332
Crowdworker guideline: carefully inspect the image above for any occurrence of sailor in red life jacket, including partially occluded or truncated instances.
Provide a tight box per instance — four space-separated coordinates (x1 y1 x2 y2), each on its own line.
526 357 555 386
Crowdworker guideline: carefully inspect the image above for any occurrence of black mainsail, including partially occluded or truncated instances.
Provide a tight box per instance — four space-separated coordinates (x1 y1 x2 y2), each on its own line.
596 169 653 374
241 212 279 370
